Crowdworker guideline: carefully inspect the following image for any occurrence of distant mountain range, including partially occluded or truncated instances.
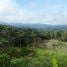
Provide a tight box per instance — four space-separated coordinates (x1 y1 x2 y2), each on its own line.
0 22 67 30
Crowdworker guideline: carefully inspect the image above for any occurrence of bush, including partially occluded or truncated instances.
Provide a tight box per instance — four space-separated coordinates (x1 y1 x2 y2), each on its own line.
21 47 36 57
11 57 28 67
7 47 21 58
10 57 52 67
0 53 10 67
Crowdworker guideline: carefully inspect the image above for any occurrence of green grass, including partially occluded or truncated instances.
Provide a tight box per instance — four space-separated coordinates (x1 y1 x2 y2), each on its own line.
0 40 67 67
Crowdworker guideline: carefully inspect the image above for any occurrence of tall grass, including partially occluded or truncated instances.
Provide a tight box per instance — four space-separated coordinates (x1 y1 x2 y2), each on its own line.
0 40 67 67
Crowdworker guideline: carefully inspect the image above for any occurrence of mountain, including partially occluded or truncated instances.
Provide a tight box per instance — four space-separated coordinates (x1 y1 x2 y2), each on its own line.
0 22 67 30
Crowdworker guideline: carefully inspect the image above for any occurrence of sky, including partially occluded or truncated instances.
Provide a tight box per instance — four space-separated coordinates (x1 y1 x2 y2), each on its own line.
0 0 66 25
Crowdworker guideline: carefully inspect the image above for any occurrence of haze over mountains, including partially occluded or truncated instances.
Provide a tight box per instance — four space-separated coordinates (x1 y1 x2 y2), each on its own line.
0 22 67 30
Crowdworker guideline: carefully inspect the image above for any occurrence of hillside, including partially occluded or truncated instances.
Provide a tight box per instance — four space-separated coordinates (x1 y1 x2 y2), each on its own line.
0 25 67 67
0 22 67 30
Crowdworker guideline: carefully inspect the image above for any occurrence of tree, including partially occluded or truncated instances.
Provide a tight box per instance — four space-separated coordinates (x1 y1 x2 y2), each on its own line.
62 31 67 41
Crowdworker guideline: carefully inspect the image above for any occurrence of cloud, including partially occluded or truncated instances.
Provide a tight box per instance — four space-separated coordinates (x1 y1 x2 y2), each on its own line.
0 0 66 25
0 0 27 22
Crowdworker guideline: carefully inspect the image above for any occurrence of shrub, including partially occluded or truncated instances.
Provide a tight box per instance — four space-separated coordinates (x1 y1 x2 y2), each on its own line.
7 47 21 58
21 47 36 57
0 53 10 67
11 57 28 67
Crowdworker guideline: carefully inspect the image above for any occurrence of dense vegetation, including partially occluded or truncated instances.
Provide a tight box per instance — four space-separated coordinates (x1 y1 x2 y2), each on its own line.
0 25 67 67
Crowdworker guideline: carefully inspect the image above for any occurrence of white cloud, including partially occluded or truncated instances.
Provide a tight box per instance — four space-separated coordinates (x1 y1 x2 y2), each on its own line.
0 0 28 22
0 0 66 25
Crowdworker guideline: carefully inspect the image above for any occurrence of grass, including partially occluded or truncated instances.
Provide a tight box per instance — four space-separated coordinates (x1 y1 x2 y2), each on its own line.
0 40 67 67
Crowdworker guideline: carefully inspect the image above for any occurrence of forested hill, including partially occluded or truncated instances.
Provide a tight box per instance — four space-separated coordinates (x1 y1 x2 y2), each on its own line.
14 23 67 30
0 22 67 30
0 25 67 67
0 25 67 47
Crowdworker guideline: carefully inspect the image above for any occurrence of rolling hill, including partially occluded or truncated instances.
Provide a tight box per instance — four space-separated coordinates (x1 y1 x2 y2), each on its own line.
0 22 67 30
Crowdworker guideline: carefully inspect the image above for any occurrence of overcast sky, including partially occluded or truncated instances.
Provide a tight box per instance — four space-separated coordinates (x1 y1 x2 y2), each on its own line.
0 0 66 25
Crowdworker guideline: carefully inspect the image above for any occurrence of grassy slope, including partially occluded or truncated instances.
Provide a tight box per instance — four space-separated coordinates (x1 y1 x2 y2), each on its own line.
9 41 67 67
